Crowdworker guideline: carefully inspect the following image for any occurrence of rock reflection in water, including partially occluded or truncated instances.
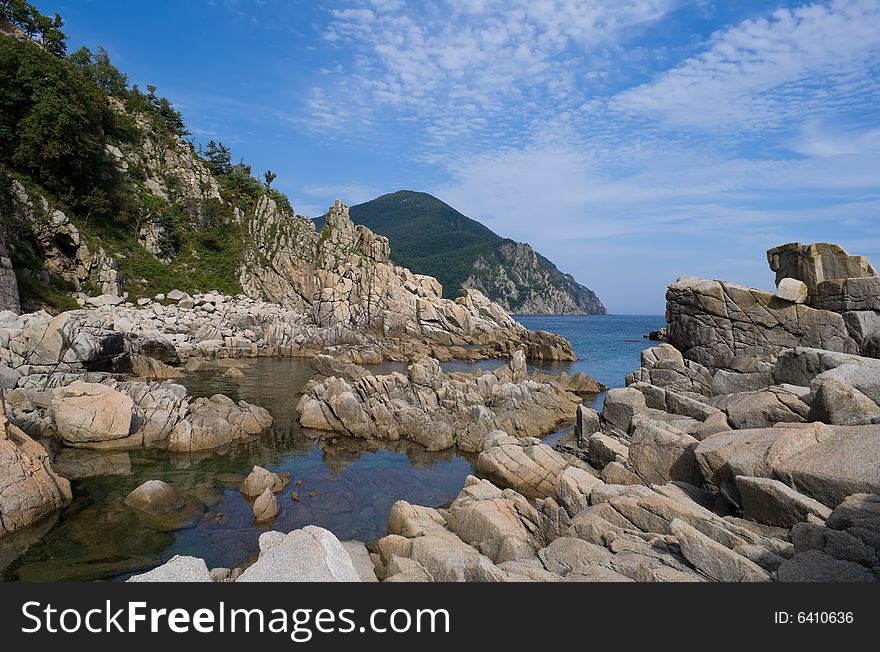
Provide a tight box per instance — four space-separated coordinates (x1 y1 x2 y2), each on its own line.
1 357 478 581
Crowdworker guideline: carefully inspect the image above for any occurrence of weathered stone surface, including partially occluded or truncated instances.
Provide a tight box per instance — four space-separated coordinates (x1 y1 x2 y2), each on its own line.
0 411 71 537
49 381 134 444
252 488 279 523
767 242 878 296
714 386 810 430
341 541 378 582
0 229 20 314
475 433 569 499
297 357 581 452
667 277 857 370
811 277 880 312
169 394 272 452
712 369 775 395
628 414 700 485
127 555 212 583
670 519 770 582
575 404 600 444
626 358 713 397
777 550 876 582
770 425 880 507
773 347 880 387
775 278 808 304
587 433 629 469
237 526 362 582
602 387 646 434
808 376 880 425
124 480 184 515
538 537 612 576
735 476 831 527
555 466 604 517
124 480 204 531
240 465 287 497
444 479 547 563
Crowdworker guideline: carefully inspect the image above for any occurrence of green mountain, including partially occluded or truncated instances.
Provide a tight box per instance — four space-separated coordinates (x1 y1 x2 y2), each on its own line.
342 191 606 315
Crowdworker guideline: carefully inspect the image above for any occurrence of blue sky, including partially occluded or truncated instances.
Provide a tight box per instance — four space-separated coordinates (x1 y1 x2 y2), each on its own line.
40 0 880 314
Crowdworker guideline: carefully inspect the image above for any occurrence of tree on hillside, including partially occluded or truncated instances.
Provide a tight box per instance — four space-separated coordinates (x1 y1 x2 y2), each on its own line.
68 46 128 96
263 170 276 189
1 0 67 56
205 140 233 177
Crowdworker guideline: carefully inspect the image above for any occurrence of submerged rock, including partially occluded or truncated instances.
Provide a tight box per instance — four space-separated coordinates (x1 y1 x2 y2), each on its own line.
124 480 205 531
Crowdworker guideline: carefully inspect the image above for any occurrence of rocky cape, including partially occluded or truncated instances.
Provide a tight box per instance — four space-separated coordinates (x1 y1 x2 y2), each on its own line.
347 191 606 316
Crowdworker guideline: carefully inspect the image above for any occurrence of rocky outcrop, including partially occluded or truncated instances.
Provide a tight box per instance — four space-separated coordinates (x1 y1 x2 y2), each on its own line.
667 276 857 369
464 241 606 316
8 376 272 452
242 198 575 361
236 527 362 582
0 410 71 538
0 229 20 314
767 243 877 297
2 178 122 304
296 352 583 452
669 243 880 368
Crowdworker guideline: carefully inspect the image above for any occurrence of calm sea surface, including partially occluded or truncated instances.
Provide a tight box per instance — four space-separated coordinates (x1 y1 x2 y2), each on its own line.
0 315 664 581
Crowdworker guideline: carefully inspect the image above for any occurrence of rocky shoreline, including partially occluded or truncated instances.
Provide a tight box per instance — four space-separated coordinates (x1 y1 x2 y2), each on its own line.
3 240 880 583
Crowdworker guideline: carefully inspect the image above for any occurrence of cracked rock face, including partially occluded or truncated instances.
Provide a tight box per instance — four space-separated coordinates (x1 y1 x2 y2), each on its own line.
667 277 857 369
296 353 583 452
241 198 574 361
0 411 71 539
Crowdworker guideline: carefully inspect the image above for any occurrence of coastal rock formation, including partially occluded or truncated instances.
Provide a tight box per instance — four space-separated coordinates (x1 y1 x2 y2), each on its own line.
373 242 880 583
8 376 272 452
236 527 362 582
669 243 880 367
667 276 857 369
296 352 583 452
0 229 19 314
241 198 575 361
348 191 606 316
0 410 72 538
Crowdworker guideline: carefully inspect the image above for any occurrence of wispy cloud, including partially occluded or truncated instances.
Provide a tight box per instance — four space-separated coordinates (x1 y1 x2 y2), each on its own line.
294 0 880 312
611 0 880 132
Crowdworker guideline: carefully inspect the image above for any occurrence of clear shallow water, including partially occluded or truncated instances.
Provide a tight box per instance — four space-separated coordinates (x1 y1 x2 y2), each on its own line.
0 315 664 581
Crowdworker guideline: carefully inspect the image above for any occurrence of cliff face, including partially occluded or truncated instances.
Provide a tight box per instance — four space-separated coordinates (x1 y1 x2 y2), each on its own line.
0 228 19 313
464 241 606 315
241 199 575 359
348 191 606 316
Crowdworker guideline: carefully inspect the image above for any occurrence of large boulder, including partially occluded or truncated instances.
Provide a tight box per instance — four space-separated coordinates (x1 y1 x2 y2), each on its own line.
169 394 272 452
628 414 700 485
735 476 831 527
236 526 362 582
127 555 212 583
695 422 880 508
602 388 646 434
475 432 569 499
49 381 134 445
240 465 288 497
667 277 857 369
124 480 204 531
767 242 878 297
0 412 71 537
808 375 880 425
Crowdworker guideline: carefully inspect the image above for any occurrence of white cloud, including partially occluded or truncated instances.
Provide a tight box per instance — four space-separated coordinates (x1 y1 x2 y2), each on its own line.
306 0 681 144
612 0 880 131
